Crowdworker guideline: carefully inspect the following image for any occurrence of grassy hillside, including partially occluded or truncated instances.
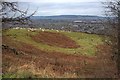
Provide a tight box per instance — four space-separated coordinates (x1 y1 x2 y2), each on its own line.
2 28 117 78
3 28 108 56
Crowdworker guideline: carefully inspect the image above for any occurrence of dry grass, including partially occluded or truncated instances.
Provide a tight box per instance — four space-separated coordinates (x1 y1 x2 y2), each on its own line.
31 31 80 48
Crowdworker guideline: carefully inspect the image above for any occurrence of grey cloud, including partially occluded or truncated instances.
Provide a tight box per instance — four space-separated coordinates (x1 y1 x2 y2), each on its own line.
18 2 104 16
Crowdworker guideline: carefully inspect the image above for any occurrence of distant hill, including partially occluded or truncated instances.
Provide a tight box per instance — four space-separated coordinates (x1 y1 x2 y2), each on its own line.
31 15 106 21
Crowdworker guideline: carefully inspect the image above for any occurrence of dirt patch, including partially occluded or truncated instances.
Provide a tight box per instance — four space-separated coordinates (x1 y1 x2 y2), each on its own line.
31 31 80 48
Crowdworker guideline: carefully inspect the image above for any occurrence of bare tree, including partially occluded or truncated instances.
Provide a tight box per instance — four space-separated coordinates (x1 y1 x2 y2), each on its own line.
0 2 37 24
103 0 120 77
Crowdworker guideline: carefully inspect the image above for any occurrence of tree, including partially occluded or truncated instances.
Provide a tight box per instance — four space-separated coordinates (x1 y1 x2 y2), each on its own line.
0 2 37 24
103 0 120 77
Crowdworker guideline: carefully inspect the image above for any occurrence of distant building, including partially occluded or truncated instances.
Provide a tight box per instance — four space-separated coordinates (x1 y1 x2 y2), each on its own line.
74 21 83 23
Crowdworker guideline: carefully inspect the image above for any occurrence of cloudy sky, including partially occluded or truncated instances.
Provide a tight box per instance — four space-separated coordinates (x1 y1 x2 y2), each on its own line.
9 0 105 16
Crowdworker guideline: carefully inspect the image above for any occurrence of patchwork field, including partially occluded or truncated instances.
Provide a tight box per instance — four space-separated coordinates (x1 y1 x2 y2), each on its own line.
2 28 117 78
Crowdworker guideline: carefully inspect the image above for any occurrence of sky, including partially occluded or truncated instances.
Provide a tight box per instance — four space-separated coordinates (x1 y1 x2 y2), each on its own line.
5 0 106 16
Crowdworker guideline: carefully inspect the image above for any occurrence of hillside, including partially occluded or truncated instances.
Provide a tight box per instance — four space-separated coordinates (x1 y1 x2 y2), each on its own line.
31 15 106 20
2 28 117 78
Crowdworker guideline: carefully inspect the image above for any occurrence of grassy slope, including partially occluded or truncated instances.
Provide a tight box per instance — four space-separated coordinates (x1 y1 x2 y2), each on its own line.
3 28 110 56
3 28 117 78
